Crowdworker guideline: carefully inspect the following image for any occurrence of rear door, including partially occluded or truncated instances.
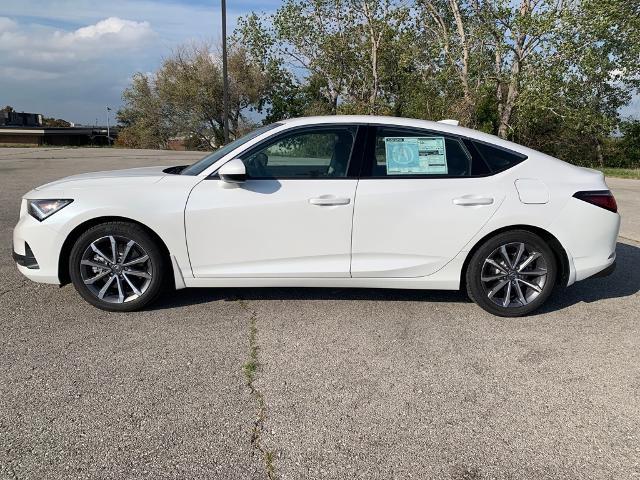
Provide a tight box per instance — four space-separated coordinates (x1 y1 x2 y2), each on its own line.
351 125 506 277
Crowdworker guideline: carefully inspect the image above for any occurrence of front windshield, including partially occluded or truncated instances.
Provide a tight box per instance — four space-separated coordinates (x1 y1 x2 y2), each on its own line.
180 123 282 176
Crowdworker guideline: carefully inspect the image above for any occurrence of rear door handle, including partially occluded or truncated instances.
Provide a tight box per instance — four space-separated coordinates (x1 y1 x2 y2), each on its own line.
453 196 494 206
309 196 351 206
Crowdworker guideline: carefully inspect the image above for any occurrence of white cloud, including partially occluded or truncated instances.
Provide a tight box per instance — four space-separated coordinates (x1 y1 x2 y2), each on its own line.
66 17 153 41
0 0 228 44
0 16 17 32
0 66 61 81
0 16 155 71
0 15 159 123
0 1 280 124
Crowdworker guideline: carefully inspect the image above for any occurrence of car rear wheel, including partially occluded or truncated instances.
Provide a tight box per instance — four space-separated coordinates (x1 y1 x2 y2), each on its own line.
466 230 557 317
69 222 166 312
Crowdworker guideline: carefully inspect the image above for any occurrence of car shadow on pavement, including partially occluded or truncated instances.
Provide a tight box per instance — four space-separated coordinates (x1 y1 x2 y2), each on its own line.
540 241 640 313
150 242 639 313
150 285 469 310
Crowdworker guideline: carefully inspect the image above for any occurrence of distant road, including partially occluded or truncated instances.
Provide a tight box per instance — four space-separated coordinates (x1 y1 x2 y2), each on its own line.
606 177 639 242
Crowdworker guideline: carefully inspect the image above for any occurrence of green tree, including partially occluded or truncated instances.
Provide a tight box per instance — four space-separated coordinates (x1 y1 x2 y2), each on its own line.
118 43 266 149
608 120 640 168
237 1 367 116
119 0 640 167
236 1 414 118
117 73 172 149
512 0 640 165
42 117 71 127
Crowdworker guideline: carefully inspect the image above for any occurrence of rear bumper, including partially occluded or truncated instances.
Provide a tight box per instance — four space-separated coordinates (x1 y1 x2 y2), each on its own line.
550 197 620 285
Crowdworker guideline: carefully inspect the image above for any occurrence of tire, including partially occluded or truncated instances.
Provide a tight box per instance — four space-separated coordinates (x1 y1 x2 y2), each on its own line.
69 221 166 312
465 230 557 317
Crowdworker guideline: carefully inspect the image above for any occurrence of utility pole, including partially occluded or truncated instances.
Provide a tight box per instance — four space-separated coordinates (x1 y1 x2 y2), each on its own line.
221 0 230 144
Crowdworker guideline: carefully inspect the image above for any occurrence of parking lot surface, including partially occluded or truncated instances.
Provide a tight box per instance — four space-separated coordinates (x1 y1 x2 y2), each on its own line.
1 147 639 479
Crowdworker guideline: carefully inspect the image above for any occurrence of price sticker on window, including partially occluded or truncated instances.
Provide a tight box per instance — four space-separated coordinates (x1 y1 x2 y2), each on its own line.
384 137 447 174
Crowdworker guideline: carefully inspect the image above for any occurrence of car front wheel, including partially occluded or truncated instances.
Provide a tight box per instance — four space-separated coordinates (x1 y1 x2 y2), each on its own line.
69 222 166 312
466 230 557 317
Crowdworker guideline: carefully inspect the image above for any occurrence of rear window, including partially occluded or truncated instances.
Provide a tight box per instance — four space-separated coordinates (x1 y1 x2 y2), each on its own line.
473 141 527 173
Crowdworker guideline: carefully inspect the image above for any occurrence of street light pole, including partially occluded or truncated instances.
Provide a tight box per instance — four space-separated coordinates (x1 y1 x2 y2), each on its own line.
106 106 111 146
221 0 230 144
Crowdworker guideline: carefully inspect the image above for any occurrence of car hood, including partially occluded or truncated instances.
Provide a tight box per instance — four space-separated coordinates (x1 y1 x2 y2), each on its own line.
34 165 170 191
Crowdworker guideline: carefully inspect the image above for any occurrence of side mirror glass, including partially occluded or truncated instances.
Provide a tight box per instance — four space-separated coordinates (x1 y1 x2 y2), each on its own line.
218 158 246 183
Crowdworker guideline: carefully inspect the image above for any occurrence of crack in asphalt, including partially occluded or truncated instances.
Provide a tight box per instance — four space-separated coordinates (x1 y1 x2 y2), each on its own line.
238 298 277 480
0 278 28 299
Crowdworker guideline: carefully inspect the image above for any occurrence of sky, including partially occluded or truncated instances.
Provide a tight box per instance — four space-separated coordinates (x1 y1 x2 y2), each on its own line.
0 0 280 125
1 1 637 124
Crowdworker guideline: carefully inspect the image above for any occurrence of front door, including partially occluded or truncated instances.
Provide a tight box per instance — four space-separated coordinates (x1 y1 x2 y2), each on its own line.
185 125 361 278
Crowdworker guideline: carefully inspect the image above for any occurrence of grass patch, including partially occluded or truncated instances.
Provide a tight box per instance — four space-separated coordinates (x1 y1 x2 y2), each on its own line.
242 305 259 382
598 167 640 179
264 451 276 479
243 358 258 381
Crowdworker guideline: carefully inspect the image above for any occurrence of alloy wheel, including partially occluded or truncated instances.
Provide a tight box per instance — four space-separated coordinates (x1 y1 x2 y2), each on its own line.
79 235 153 304
480 242 548 308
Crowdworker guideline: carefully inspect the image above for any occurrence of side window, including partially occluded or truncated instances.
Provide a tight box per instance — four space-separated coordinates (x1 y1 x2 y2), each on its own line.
472 141 526 173
367 127 472 177
240 127 356 179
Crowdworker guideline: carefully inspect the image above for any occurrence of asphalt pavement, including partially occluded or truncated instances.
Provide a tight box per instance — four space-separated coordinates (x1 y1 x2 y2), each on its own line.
0 147 638 479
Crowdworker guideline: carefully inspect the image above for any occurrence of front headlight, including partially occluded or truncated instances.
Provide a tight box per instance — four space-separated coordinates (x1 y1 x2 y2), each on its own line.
27 199 73 221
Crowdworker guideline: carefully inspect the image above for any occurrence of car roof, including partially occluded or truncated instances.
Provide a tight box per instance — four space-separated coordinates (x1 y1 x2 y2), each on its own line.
278 115 536 156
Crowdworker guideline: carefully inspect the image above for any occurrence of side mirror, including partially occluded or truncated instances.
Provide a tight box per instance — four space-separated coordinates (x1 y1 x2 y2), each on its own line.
218 158 246 183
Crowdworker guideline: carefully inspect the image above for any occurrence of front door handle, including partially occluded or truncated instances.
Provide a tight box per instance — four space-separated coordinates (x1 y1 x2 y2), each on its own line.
453 196 494 206
309 196 351 206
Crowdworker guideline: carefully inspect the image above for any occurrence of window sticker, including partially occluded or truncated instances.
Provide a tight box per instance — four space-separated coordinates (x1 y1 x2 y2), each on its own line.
384 137 448 174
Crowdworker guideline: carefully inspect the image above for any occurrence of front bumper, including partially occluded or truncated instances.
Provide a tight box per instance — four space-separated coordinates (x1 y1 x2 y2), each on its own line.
588 259 616 279
13 210 65 284
12 243 39 269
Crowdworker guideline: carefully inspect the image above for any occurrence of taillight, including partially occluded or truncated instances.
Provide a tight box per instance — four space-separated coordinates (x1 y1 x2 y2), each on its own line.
573 190 617 213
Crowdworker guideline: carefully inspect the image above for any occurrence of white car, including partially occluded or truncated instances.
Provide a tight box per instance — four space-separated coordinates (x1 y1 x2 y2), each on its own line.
12 116 620 316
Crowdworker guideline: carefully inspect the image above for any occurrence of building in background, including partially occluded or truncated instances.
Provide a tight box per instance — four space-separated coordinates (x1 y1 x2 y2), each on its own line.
1 109 43 127
0 109 116 146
